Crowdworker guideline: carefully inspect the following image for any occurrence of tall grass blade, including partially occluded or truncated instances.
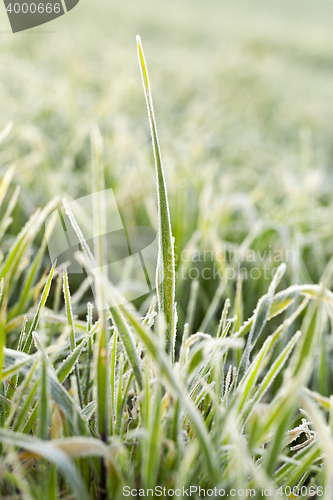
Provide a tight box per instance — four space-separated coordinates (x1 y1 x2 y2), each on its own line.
10 211 57 319
137 36 176 358
22 260 57 354
56 322 98 384
64 205 144 392
89 266 219 482
38 337 49 440
62 268 84 408
238 263 286 376
0 430 89 500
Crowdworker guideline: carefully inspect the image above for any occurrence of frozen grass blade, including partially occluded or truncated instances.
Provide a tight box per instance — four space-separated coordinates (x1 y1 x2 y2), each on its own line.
143 296 156 327
199 224 261 332
89 264 220 482
137 36 176 359
91 124 106 283
109 307 143 390
0 197 58 286
238 263 286 376
62 268 84 408
217 298 230 338
64 203 144 392
250 331 302 411
56 322 98 384
22 260 57 354
0 185 20 242
292 304 320 377
236 335 276 412
38 339 49 441
0 430 89 500
109 332 117 435
91 125 110 499
0 278 5 385
17 315 28 352
94 315 110 441
10 211 57 319
4 360 38 431
264 401 296 476
82 302 94 405
0 164 15 209
185 278 199 336
0 209 41 282
300 393 333 488
143 383 162 488
1 31 333 499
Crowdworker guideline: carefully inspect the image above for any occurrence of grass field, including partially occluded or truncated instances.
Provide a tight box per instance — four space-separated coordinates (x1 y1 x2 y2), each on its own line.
1 0 333 498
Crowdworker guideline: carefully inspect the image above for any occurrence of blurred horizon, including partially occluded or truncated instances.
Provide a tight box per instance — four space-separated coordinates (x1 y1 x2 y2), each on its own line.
1 0 333 325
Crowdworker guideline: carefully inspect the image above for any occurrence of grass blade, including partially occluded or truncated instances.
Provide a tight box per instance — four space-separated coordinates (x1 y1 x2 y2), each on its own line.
238 263 286 376
137 36 176 359
62 268 84 408
0 430 89 500
22 260 57 354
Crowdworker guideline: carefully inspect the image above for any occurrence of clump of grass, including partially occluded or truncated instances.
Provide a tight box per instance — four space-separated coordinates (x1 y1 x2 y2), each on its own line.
0 38 333 500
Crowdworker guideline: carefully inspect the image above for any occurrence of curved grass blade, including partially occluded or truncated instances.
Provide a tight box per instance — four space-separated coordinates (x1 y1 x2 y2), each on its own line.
64 204 143 393
236 283 333 339
0 197 58 285
39 340 49 440
82 302 94 405
199 222 262 332
109 307 143 391
0 164 15 209
300 393 333 487
49 373 88 435
253 331 302 406
0 185 20 243
242 330 302 424
0 209 41 282
25 381 87 437
0 430 89 500
185 279 199 337
4 360 38 431
9 211 57 319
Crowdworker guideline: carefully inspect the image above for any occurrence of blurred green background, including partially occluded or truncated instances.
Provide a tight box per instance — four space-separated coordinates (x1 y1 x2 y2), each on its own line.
1 0 333 330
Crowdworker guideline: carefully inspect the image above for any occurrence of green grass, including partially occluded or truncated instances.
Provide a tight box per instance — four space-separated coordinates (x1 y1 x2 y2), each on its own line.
1 1 333 498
